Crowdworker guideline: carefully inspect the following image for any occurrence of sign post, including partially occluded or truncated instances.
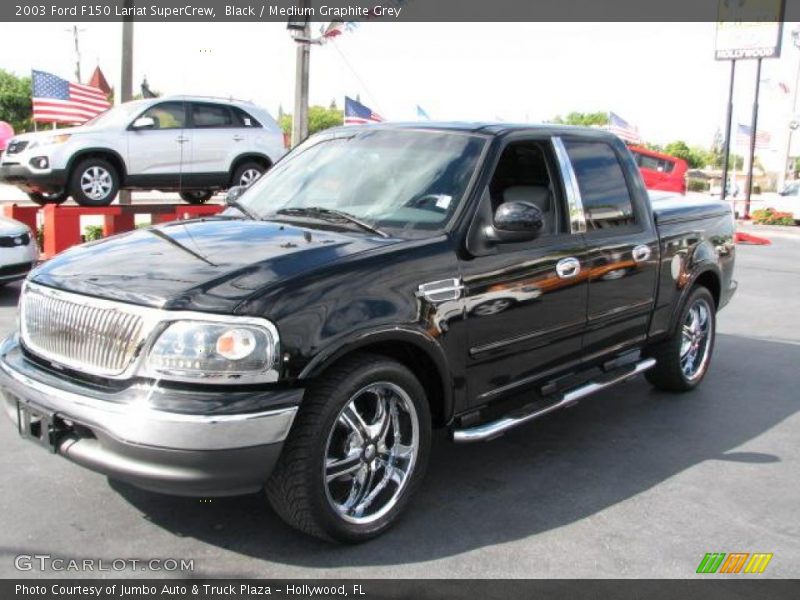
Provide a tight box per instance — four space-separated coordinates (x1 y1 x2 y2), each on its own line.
714 0 785 212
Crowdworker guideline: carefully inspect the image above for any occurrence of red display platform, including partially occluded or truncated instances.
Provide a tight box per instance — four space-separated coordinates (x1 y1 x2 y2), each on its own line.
2 203 224 258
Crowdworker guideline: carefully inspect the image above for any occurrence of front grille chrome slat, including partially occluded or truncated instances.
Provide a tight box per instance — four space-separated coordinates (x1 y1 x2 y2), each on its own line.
21 284 149 378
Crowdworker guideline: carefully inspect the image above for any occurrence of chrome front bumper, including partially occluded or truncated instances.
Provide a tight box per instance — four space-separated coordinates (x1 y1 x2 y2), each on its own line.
0 336 301 495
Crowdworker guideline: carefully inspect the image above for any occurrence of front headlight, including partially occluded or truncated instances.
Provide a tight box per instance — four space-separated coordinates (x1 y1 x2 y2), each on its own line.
28 134 71 150
143 319 278 383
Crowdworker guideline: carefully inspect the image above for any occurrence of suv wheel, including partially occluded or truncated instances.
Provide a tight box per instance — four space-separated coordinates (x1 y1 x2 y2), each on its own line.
70 158 120 207
179 190 214 204
645 286 716 392
232 161 265 188
27 190 68 206
266 353 431 543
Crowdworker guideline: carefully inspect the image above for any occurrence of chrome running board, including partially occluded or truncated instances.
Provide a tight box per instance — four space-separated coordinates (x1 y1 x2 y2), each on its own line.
451 358 656 443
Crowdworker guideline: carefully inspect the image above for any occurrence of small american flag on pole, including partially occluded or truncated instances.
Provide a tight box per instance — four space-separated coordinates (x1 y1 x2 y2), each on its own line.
605 112 642 144
344 96 384 125
32 70 111 124
736 123 771 149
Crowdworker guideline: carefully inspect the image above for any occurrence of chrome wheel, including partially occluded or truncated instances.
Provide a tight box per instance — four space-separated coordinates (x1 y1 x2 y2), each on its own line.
679 297 713 381
324 381 419 525
239 168 262 187
80 166 113 201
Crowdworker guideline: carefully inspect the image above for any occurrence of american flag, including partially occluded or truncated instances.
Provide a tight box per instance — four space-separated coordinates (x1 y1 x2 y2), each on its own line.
32 70 111 124
605 112 642 144
344 96 384 125
736 124 771 149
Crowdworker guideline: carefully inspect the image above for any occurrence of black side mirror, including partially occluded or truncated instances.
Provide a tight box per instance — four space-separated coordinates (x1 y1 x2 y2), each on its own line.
226 185 246 205
485 201 544 243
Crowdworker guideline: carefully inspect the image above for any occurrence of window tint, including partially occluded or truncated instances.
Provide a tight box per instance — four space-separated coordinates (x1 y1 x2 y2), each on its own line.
565 141 635 229
192 103 233 128
139 102 185 129
232 107 262 128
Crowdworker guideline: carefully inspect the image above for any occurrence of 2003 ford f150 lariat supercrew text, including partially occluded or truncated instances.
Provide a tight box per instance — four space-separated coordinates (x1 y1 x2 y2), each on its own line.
0 124 736 542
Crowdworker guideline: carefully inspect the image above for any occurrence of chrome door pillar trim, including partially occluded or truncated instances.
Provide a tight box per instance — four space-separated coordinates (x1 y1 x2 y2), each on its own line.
552 137 587 235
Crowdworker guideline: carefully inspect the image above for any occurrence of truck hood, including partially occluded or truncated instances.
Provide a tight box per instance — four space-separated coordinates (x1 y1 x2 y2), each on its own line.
30 217 399 312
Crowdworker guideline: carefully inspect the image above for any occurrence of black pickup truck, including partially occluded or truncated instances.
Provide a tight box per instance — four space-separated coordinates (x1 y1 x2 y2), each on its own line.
0 123 736 542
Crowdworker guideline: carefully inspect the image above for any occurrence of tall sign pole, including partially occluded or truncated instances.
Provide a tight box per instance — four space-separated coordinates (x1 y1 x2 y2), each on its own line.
744 58 763 219
714 0 785 212
720 60 736 203
288 0 311 148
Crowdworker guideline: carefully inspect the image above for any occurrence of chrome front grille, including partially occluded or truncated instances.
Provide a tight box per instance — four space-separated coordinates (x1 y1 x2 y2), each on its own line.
20 283 149 377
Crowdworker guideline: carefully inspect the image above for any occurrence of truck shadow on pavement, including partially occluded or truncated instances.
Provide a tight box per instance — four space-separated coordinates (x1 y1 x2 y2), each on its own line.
112 333 797 570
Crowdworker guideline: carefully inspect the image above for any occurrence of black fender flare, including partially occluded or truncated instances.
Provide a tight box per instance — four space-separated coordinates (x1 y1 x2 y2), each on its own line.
298 326 455 425
667 258 722 337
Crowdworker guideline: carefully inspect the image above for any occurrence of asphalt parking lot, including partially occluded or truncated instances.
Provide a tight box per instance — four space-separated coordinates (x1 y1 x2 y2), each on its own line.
0 225 798 579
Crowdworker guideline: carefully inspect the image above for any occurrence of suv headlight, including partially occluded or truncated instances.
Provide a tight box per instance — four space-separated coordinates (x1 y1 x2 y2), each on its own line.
143 319 279 383
28 134 71 150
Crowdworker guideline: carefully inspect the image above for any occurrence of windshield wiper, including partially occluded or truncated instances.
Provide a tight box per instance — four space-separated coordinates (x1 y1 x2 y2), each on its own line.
274 207 389 238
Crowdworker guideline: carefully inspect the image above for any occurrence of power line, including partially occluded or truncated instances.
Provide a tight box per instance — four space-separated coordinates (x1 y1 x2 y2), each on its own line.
329 39 385 116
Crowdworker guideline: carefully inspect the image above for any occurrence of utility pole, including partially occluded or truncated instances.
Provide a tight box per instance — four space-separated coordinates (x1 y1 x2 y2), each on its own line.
744 58 763 220
720 60 736 203
290 1 311 148
119 1 134 205
67 25 84 83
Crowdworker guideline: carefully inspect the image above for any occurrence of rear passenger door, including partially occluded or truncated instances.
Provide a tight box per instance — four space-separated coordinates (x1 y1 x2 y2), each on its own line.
561 138 659 363
186 102 242 185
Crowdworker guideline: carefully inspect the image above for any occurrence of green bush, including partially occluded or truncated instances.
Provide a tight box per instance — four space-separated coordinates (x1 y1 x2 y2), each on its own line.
83 225 104 241
751 208 796 226
687 178 709 192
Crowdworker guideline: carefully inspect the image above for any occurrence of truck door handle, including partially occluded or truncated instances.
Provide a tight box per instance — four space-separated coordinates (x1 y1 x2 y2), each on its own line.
632 244 651 262
556 257 581 279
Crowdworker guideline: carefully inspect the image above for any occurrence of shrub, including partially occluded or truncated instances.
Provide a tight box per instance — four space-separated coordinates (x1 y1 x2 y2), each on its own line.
83 225 104 241
751 208 796 226
687 178 709 192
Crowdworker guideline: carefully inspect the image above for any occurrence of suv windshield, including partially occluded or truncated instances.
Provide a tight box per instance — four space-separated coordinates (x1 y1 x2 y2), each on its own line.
238 129 487 235
82 101 149 128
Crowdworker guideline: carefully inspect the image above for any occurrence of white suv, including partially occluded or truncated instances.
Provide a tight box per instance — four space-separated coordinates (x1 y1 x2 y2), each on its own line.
0 96 286 206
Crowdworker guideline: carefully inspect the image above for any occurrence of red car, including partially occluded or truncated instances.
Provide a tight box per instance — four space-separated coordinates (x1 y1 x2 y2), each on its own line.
629 146 688 194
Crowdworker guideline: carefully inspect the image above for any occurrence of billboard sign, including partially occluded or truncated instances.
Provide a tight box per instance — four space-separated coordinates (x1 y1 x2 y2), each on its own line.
715 0 785 60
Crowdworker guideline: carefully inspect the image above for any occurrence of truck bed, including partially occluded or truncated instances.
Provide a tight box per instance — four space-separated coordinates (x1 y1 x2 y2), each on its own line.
649 195 731 225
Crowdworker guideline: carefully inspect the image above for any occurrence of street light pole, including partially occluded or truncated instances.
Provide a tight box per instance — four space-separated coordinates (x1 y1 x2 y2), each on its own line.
292 24 311 147
119 1 134 205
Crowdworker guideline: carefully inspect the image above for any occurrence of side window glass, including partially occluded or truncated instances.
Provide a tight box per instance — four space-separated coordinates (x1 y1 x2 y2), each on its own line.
139 102 185 129
564 141 636 230
232 107 262 128
488 141 561 236
192 103 234 128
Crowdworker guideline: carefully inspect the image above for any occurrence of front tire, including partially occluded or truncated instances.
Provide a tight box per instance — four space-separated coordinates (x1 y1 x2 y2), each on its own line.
69 158 120 207
27 190 68 206
645 286 716 392
266 354 431 543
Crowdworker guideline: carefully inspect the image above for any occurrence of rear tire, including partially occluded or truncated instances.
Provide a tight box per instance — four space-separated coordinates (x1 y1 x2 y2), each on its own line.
69 158 120 207
266 353 431 543
179 190 214 204
27 190 68 206
232 161 266 189
645 286 716 392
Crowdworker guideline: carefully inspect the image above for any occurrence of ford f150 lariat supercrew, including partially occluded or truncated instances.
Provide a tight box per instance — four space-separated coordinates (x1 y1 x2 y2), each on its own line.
0 123 736 542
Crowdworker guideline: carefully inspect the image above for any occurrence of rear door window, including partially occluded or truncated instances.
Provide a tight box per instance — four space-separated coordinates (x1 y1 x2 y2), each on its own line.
191 103 234 128
565 140 636 230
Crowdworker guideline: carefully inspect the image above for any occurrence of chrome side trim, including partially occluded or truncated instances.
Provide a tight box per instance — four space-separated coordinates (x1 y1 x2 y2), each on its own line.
452 358 656 443
19 281 280 384
416 278 464 303
552 136 587 234
0 356 297 451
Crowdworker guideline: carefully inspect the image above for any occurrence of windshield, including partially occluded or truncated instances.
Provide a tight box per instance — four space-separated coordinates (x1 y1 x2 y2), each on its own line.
82 101 148 128
238 129 487 235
